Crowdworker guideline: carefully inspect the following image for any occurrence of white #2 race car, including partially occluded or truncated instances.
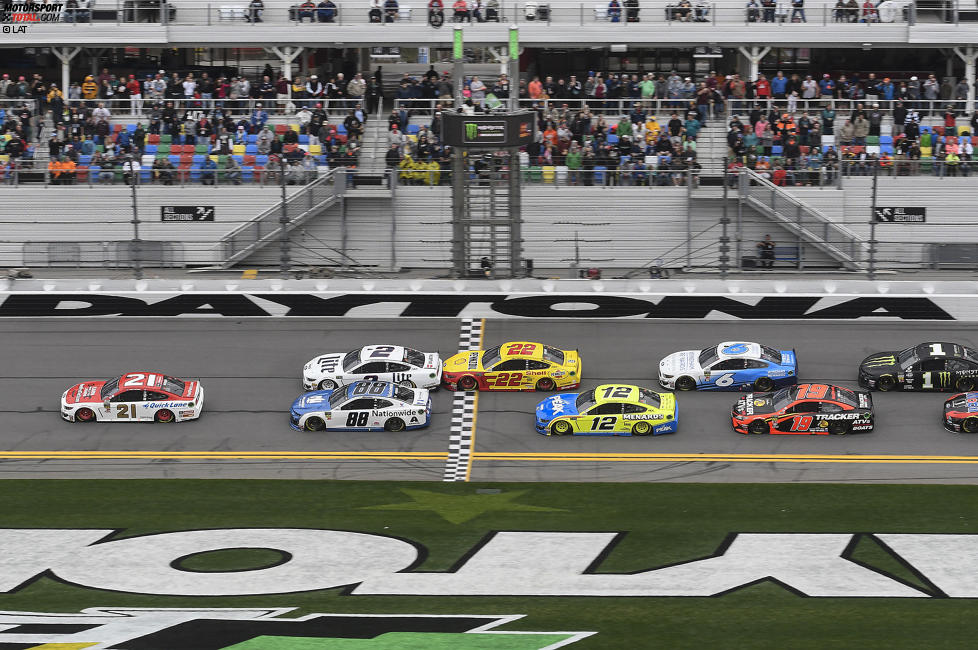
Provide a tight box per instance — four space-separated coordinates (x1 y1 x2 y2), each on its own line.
61 372 204 423
303 345 442 391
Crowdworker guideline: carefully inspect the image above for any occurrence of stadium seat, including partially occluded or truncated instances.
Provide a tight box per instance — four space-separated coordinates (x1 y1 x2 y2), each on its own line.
406 124 420 135
821 135 835 146
308 145 322 155
139 169 152 183
921 125 932 133
192 154 205 164
298 134 310 144
555 165 568 184
247 134 258 144
800 146 810 154
189 166 202 182
959 126 972 136
772 146 783 155
168 155 180 165
233 144 246 155
141 155 154 166
242 166 254 182
336 124 347 134
78 155 92 165
195 144 209 154
592 165 606 184
528 166 543 182
274 124 288 135
542 165 556 183
126 124 137 133
160 134 172 144
113 124 124 132
880 145 894 155
607 134 619 144
290 124 300 133
866 146 880 155
156 144 170 155
880 123 892 136
88 165 101 179
243 155 256 165
879 136 892 144
75 166 88 182
245 144 258 155
866 136 879 145
256 155 269 166
921 146 933 156
144 145 157 155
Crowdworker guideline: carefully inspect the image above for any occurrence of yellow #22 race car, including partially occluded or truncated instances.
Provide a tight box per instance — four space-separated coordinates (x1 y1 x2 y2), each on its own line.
442 341 582 391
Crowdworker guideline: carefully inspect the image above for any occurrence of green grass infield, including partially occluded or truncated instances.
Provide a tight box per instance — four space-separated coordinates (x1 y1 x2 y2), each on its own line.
2 480 978 649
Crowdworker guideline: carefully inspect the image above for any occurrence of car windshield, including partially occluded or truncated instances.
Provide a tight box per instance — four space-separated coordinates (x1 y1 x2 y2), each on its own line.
760 345 782 364
637 389 661 408
698 345 720 368
100 377 120 400
543 346 565 365
833 386 859 407
342 350 362 372
897 346 917 366
482 345 502 368
162 376 185 395
771 387 794 410
403 348 426 368
394 386 415 403
328 389 348 410
957 345 978 363
575 389 597 412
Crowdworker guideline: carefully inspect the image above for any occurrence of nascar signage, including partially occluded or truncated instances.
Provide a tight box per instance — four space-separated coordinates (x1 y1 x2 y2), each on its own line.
441 111 536 148
874 206 926 223
0 527 976 597
161 206 215 222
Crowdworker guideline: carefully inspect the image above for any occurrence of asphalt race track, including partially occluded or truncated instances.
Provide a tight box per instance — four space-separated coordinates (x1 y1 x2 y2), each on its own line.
2 317 978 483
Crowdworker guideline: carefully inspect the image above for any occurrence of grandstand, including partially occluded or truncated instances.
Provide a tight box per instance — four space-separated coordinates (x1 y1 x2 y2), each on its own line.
2 0 978 276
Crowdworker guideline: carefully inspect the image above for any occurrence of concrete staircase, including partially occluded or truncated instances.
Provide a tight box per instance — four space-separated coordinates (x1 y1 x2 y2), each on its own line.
357 119 391 175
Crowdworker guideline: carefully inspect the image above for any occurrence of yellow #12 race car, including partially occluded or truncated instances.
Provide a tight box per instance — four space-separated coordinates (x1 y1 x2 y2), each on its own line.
442 341 582 391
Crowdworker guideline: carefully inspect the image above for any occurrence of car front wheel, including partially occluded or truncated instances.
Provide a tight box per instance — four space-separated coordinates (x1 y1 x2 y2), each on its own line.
75 408 95 423
962 417 978 433
747 419 768 435
458 376 479 391
550 420 573 436
385 417 406 432
753 377 774 392
632 421 652 436
303 416 326 431
877 375 897 391
318 379 337 390
676 376 697 391
828 420 849 435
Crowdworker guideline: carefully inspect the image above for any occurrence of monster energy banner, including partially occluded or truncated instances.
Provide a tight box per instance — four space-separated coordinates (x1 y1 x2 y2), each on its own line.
441 111 536 147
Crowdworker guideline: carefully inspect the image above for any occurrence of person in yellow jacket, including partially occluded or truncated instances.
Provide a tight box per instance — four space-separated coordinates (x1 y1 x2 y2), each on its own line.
420 159 440 185
945 150 961 176
81 75 98 104
398 153 416 184
645 116 661 144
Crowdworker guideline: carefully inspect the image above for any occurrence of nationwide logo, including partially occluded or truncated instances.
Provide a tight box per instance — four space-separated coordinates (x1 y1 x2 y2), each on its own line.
0 608 592 649
862 355 896 368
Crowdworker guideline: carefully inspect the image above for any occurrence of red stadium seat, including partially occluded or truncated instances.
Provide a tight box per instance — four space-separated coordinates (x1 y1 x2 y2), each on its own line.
75 166 88 181
147 134 160 144
243 155 256 165
934 126 945 136
274 124 288 135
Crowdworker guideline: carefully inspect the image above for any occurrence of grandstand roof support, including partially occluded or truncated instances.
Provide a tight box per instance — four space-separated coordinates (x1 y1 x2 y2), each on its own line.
737 46 770 82
953 46 977 114
52 47 81 100
266 46 304 101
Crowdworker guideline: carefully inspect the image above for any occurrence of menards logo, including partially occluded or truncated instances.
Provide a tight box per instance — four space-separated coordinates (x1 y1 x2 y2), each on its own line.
1 528 976 598
0 608 591 649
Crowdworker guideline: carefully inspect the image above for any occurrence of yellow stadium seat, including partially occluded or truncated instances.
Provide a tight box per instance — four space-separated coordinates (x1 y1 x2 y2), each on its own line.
0 155 8 164
921 147 933 157
959 126 971 136
309 145 322 154
209 155 219 163
233 144 245 154
407 135 418 143
542 165 556 183
290 124 300 132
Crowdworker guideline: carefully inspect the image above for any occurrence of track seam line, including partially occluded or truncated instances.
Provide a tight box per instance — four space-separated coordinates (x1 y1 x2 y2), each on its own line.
443 318 483 482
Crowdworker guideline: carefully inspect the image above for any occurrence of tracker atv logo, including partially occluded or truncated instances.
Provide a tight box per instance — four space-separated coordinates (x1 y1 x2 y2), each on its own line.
0 608 592 649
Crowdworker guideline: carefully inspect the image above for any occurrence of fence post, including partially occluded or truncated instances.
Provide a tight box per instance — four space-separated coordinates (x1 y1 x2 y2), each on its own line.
279 158 291 277
868 159 878 279
720 156 729 278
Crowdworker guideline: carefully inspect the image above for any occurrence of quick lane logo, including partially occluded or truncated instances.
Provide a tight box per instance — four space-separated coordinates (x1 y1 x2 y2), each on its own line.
863 355 896 368
0 608 591 649
0 528 975 597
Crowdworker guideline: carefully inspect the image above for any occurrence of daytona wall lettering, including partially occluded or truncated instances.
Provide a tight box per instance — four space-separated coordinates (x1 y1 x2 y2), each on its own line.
0 293 958 320
0 528 971 597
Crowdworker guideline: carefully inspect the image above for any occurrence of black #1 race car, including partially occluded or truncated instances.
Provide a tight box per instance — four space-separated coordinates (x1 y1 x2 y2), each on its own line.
943 392 978 433
858 342 978 392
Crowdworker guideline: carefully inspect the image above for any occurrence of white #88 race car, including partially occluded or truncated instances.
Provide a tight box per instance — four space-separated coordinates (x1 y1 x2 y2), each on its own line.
303 345 442 391
290 380 432 432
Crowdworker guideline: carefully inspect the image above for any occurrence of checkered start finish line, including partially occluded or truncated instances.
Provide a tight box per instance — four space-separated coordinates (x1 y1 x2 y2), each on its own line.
443 318 484 482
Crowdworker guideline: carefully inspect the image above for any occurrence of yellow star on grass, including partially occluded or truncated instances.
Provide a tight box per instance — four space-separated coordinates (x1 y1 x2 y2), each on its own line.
362 488 566 524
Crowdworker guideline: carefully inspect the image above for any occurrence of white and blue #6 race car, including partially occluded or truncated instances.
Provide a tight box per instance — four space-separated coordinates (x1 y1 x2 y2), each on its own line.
289 380 431 432
658 341 798 392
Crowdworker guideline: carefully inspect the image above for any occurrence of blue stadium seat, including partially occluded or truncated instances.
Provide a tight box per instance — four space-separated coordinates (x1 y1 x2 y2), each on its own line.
881 145 894 154
593 165 607 184
139 169 152 182
242 166 254 182
879 135 893 144
247 134 258 144
144 145 157 155
406 124 420 135
336 124 347 134
168 155 180 164
126 124 137 133
78 155 92 165
607 134 619 144
921 126 932 133
256 155 269 166
189 166 202 182
192 154 205 164
298 134 310 144
245 144 258 155
232 155 244 163
772 145 783 154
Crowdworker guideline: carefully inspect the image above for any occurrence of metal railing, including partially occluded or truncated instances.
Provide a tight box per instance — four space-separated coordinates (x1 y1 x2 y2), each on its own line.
59 97 367 117
221 166 343 265
0 161 329 187
739 167 866 268
21 240 185 267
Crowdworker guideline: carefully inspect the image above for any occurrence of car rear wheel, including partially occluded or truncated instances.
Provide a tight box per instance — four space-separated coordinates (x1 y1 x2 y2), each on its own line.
632 421 652 436
877 375 897 391
384 417 406 432
155 409 175 423
458 376 479 391
75 408 95 423
747 419 768 435
963 417 978 433
753 377 774 392
676 376 697 391
535 377 556 391
828 420 850 435
318 379 337 390
303 416 326 431
956 377 976 392
398 379 416 388
550 420 573 436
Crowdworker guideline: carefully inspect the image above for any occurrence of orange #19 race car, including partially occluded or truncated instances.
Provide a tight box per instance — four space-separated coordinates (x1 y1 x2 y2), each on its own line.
442 341 582 391
943 392 978 433
731 383 874 435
